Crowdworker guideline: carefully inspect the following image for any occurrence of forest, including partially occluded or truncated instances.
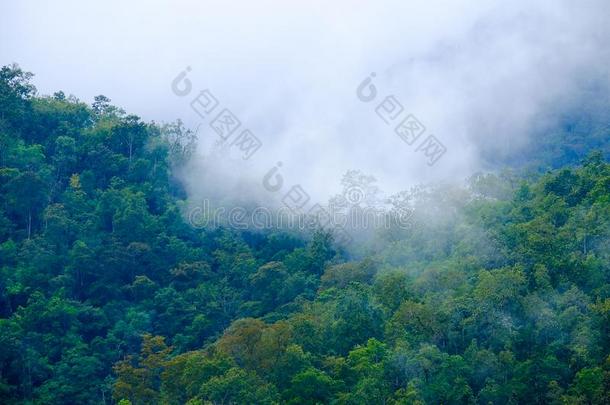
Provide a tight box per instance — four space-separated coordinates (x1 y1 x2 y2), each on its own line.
0 64 609 404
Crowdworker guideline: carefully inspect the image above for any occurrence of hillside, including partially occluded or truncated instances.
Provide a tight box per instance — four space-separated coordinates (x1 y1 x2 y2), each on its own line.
0 65 609 404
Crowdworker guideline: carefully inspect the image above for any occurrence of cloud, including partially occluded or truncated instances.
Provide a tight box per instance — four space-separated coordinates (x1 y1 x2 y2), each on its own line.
2 0 609 205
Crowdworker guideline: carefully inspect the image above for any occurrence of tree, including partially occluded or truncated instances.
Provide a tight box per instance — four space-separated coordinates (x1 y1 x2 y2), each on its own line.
199 367 278 404
113 334 172 405
0 64 35 131
286 367 336 405
3 171 48 238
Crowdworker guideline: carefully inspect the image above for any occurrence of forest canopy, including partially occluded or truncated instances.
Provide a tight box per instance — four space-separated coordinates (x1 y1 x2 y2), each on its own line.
0 64 609 404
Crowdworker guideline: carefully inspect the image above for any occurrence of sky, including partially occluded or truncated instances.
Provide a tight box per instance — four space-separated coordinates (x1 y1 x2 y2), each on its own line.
1 0 609 205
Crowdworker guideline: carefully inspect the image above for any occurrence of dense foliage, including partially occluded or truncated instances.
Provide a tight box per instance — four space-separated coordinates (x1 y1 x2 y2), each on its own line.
0 65 609 404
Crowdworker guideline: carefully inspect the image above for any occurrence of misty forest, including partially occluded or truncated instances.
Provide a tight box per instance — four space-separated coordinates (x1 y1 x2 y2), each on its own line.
0 58 609 405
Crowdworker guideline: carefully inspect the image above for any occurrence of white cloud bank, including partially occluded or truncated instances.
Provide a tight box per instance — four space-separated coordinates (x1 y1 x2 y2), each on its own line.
1 0 609 203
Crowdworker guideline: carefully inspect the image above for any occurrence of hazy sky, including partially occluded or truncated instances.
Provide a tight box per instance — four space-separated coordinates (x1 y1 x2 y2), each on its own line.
2 0 609 203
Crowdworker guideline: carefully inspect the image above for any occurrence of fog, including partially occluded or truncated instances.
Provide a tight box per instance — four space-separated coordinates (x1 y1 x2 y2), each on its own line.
2 0 609 205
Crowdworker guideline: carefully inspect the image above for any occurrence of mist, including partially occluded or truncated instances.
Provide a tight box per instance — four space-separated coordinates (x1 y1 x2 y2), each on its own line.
2 3 610 401
2 0 609 206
